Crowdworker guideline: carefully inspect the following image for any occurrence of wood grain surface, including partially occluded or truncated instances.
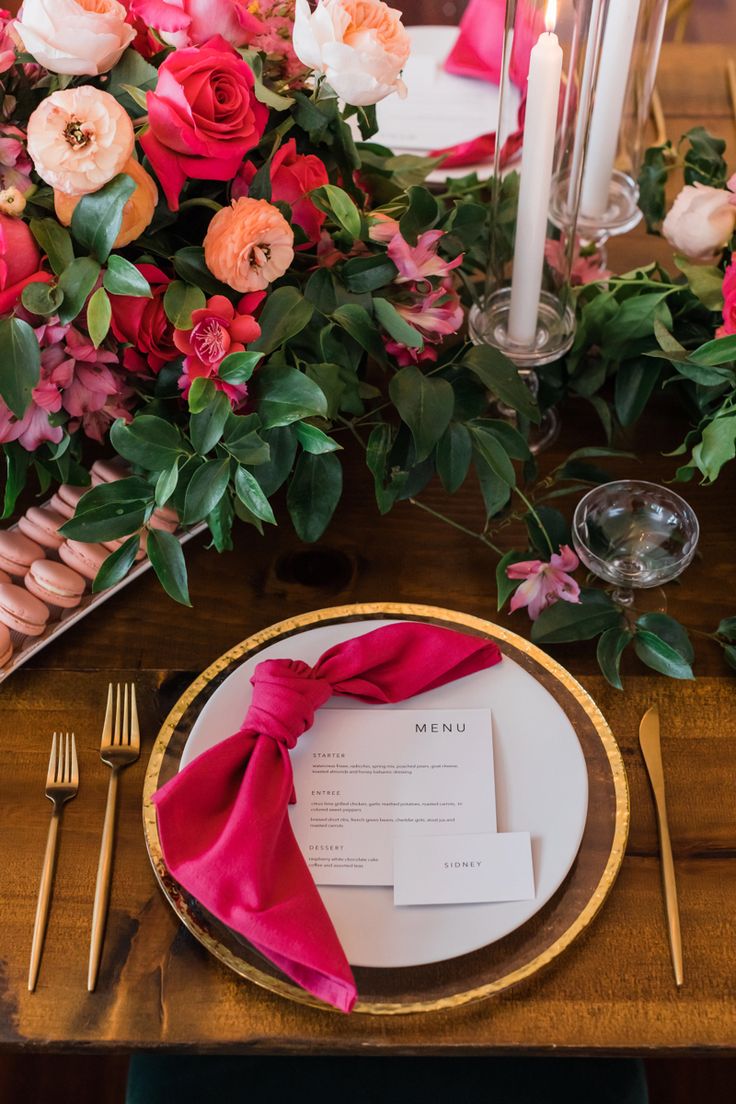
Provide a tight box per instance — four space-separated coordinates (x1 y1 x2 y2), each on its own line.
1 38 735 1054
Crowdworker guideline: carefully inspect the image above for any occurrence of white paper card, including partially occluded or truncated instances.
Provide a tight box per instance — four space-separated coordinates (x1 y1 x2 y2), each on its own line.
289 709 496 886
393 832 535 907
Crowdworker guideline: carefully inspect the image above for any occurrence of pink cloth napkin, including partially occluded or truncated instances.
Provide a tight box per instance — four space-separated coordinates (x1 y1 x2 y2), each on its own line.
153 622 502 1012
434 0 540 168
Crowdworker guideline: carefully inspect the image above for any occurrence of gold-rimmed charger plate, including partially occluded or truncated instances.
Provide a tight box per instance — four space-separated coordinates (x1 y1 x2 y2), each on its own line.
143 602 629 1015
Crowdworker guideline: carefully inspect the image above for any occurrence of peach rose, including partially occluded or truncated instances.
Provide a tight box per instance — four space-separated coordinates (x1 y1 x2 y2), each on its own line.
15 0 135 77
662 181 736 264
204 197 295 293
27 86 135 196
293 0 410 106
54 158 158 248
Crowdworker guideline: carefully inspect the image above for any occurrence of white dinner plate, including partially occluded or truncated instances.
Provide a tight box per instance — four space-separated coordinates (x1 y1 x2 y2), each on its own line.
180 617 589 969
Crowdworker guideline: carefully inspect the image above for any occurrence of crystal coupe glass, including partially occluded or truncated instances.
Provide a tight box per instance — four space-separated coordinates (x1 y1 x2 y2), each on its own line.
572 480 699 608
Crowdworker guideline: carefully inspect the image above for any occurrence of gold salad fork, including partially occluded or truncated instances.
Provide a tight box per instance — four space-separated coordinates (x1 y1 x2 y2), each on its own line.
88 683 140 992
28 732 78 991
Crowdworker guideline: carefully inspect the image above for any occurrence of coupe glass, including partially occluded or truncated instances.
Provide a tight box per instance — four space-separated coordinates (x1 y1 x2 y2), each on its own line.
572 480 699 608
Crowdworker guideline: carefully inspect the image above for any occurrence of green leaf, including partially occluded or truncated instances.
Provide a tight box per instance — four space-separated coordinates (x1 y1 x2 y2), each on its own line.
366 422 400 514
147 528 191 606
562 447 637 463
294 422 342 454
103 255 152 298
496 550 526 612
716 617 736 642
92 534 140 593
187 377 217 414
399 186 439 245
234 465 276 524
342 254 397 294
634 629 694 679
673 255 725 311
688 334 736 367
108 47 158 98
30 218 74 276
374 297 423 349
218 351 261 384
525 505 571 556
468 423 516 486
311 184 362 238
436 423 472 493
21 281 63 317
87 287 112 348
724 644 736 673
60 498 149 543
190 391 231 455
172 246 231 297
2 442 30 519
163 280 206 329
614 356 660 427
287 451 342 542
464 346 540 423
250 287 314 354
601 292 673 349
57 256 101 324
207 491 234 552
389 366 453 462
155 460 180 507
0 318 40 417
332 303 386 362
596 626 632 690
71 173 136 262
223 411 270 465
691 414 736 482
474 454 511 518
637 143 670 231
531 593 622 643
256 363 328 428
636 613 694 663
182 458 230 524
110 415 185 471
248 425 296 495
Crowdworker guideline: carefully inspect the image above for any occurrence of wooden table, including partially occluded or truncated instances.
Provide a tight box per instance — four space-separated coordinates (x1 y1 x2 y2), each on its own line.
1 39 735 1056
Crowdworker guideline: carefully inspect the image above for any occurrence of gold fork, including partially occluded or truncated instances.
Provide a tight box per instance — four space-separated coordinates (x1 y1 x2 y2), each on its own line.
28 732 78 991
87 683 140 992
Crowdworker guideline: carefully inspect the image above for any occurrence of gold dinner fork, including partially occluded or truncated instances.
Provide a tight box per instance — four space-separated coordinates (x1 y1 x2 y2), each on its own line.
87 683 140 992
28 732 78 991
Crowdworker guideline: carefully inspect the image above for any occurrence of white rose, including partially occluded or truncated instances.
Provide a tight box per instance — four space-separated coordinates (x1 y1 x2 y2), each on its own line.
15 0 135 77
662 182 736 264
293 0 410 107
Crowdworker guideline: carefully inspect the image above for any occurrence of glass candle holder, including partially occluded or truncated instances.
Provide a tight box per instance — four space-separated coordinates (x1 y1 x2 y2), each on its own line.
549 0 668 242
469 0 606 373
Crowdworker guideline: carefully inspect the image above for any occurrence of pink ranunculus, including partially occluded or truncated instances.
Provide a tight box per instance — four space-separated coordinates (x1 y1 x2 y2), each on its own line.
233 139 329 247
394 282 464 340
109 264 178 374
388 229 463 285
173 292 264 404
0 213 51 315
140 35 268 211
130 0 264 48
507 544 581 621
716 258 736 337
662 180 736 264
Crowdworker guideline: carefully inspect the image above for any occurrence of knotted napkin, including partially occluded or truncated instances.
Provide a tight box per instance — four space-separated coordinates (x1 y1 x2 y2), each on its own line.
153 622 502 1012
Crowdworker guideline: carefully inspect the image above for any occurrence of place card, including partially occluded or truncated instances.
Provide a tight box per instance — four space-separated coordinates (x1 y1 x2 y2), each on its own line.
393 832 535 907
289 708 496 886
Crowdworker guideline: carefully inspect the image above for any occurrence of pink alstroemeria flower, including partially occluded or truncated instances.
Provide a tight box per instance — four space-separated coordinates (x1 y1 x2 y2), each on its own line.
395 283 464 339
388 229 463 285
507 545 581 621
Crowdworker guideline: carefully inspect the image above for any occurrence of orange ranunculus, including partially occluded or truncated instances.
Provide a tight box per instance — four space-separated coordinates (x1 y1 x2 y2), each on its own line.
54 158 158 248
204 197 294 293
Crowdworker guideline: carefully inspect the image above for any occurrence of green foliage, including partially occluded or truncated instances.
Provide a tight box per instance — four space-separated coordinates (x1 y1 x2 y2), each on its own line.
70 173 136 262
0 318 40 417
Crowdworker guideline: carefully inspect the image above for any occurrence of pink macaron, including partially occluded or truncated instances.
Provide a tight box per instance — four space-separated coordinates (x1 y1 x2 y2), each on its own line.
25 559 86 610
0 582 50 637
0 622 13 666
91 458 129 487
59 540 109 581
149 505 179 533
49 484 90 520
0 568 10 585
0 530 45 577
18 506 67 551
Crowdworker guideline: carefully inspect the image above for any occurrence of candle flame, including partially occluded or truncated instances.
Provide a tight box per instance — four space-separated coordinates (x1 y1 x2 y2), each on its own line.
545 0 557 32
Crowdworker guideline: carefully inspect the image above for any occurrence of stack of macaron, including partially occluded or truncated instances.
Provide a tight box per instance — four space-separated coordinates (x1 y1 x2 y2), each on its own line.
0 457 181 667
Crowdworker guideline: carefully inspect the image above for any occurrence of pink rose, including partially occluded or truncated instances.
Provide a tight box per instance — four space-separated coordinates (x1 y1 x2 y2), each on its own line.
0 213 50 315
130 0 264 48
234 139 329 247
663 180 736 264
109 264 178 374
15 0 135 77
174 292 263 404
140 35 268 211
717 258 736 338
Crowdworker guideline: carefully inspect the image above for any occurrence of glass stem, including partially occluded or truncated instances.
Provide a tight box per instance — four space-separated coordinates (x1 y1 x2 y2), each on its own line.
612 586 636 608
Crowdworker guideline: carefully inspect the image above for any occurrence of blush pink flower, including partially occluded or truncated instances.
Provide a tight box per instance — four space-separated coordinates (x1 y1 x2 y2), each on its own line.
388 229 462 285
27 86 135 196
15 0 135 76
717 257 736 338
507 545 581 622
174 292 264 404
368 211 400 243
663 178 736 264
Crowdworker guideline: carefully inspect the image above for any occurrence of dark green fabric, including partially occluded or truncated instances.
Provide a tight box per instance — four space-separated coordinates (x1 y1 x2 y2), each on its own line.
126 1054 648 1104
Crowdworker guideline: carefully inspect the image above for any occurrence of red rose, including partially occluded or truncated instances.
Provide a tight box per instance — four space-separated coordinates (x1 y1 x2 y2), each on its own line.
109 264 178 374
234 138 328 247
717 259 736 337
140 34 268 211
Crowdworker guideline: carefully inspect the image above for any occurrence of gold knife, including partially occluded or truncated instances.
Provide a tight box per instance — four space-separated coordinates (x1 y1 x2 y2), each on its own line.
639 705 683 987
